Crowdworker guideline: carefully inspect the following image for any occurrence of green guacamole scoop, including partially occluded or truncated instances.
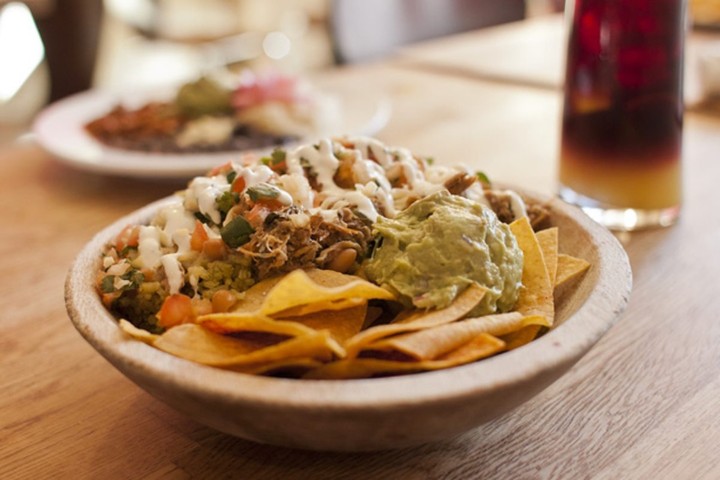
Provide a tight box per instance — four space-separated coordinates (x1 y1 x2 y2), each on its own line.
364 191 523 314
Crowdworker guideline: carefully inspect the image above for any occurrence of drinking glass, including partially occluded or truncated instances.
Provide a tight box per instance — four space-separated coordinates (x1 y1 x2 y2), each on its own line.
559 0 686 230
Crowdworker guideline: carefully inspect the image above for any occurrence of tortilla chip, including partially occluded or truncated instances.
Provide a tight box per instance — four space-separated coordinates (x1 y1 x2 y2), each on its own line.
556 254 591 287
438 333 505 362
119 319 160 344
502 324 544 350
197 312 319 337
365 312 548 361
301 268 360 287
278 304 368 343
510 217 554 324
153 324 344 367
344 284 487 358
273 298 366 318
230 275 285 313
305 333 505 380
261 269 395 316
536 227 559 286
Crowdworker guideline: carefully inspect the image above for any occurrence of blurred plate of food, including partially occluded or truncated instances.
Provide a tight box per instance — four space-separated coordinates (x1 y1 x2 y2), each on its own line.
33 70 391 178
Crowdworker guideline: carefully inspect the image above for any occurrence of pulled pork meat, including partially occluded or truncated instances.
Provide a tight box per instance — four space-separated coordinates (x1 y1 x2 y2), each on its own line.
485 190 550 231
239 206 372 278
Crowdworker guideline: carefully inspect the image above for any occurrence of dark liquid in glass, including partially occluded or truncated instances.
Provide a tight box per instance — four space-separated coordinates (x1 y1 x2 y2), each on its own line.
560 0 684 210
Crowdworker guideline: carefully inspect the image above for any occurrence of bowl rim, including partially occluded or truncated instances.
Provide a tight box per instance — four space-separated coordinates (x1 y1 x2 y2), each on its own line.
65 188 632 411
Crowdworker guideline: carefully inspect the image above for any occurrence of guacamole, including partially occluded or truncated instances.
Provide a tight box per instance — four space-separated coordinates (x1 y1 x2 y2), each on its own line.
175 76 233 118
364 191 523 314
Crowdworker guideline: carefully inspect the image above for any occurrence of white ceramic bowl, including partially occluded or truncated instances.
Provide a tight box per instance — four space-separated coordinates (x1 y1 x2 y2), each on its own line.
65 189 631 451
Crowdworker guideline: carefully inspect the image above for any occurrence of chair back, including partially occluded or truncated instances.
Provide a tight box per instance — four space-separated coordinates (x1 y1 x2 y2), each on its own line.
330 0 526 63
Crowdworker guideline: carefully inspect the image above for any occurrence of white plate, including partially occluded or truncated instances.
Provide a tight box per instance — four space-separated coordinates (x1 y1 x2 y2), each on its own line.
33 88 392 179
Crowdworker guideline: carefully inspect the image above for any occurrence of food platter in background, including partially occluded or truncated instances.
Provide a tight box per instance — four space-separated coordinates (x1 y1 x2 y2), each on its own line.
33 80 391 179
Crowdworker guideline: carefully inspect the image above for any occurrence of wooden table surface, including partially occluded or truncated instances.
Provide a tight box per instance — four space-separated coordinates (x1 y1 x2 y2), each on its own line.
3 16 720 479
399 13 718 105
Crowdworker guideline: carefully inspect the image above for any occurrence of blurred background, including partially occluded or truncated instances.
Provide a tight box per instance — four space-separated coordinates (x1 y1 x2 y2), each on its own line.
0 0 568 134
1 0 718 141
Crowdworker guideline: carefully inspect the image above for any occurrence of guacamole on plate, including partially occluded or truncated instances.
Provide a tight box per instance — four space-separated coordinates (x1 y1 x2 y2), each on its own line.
364 191 523 315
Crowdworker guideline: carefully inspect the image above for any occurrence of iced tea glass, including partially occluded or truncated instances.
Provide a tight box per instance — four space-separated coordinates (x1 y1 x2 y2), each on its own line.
559 0 686 230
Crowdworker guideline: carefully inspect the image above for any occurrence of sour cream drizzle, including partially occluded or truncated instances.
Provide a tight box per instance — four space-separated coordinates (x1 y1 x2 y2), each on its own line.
185 176 229 225
238 164 274 188
133 136 516 293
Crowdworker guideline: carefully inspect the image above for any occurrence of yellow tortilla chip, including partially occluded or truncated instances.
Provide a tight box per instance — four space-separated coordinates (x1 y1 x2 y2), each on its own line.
438 333 505 362
556 254 591 287
510 217 554 324
197 312 319 337
279 304 368 344
119 319 160 344
536 227 559 286
502 324 544 350
273 297 366 317
305 333 505 380
365 312 548 361
261 269 395 316
344 284 487 358
231 275 285 312
153 324 344 367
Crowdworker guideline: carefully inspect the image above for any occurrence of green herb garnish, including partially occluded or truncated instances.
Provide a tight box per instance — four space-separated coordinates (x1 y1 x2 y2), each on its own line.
101 275 116 293
216 191 239 218
476 171 491 187
221 216 255 248
226 170 237 184
270 148 286 165
194 212 211 224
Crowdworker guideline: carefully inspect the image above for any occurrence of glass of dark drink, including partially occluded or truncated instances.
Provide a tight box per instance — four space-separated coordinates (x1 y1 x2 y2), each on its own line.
559 0 686 230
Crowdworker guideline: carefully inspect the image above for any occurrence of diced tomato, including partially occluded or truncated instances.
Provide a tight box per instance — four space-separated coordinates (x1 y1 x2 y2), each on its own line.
268 160 286 174
100 291 121 307
190 220 209 251
114 225 139 251
202 238 226 260
231 176 246 194
157 294 195 328
244 203 272 229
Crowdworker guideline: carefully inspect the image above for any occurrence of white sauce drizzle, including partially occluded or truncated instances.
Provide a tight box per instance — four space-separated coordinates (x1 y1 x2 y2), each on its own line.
131 137 510 289
185 176 229 225
287 139 339 191
238 164 275 188
161 253 185 294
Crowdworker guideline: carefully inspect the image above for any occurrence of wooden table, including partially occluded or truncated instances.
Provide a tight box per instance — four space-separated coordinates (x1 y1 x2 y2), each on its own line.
399 13 720 105
3 17 720 479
